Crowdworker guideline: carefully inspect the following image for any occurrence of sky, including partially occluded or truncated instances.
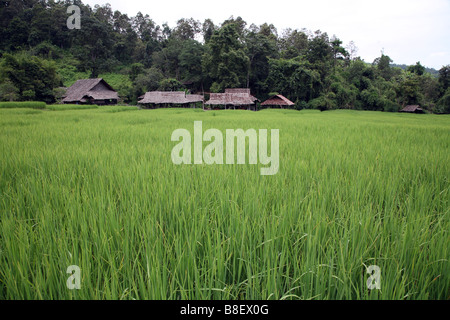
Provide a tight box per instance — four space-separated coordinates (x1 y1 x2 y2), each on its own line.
82 0 450 69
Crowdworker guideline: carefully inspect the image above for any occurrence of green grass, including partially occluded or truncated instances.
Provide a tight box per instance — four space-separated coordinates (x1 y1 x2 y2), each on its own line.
0 101 46 109
61 71 132 90
99 73 133 90
0 108 448 300
45 104 99 111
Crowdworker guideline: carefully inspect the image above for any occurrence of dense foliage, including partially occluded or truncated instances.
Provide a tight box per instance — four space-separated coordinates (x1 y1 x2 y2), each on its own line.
0 0 449 112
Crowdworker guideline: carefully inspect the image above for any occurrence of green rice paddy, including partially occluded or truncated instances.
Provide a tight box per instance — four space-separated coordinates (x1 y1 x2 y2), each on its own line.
0 106 448 300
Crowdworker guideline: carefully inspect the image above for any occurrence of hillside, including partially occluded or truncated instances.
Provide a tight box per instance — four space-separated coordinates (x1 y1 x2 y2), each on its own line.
0 0 449 113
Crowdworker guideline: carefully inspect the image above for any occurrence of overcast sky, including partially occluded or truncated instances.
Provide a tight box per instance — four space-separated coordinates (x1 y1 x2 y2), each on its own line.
82 0 450 69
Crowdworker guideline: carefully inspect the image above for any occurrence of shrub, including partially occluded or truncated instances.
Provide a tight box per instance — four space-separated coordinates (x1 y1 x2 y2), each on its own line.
383 99 400 112
434 89 450 114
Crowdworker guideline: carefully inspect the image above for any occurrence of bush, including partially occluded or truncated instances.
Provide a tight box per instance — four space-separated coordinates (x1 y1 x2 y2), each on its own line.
295 100 308 110
434 89 450 114
308 93 337 111
158 78 184 92
383 99 400 112
0 101 46 109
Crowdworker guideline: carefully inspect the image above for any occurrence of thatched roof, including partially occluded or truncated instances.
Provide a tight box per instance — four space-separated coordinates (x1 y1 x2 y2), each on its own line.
138 91 204 104
205 88 258 106
400 105 424 113
261 94 295 106
62 78 118 103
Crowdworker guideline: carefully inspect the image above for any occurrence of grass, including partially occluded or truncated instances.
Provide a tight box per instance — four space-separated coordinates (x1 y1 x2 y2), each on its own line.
45 104 99 111
0 107 448 300
0 101 46 109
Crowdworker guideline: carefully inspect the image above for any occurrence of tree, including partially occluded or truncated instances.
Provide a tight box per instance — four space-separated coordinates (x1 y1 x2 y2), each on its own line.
419 73 440 111
407 61 425 76
244 24 278 96
152 37 183 79
132 12 159 42
438 65 450 97
330 36 349 65
133 67 164 101
398 72 422 106
6 16 30 50
346 41 359 60
203 23 249 92
0 53 60 103
309 92 337 111
202 19 216 43
307 31 333 80
373 54 393 81
435 88 450 114
279 28 309 59
73 15 115 78
158 78 184 91
93 3 113 25
0 80 19 101
221 16 247 38
173 18 201 41
179 40 205 92
130 63 145 82
265 58 321 104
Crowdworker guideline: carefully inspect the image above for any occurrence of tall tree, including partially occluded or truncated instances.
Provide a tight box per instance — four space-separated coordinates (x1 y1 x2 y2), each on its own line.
73 15 115 78
279 28 309 59
244 23 278 97
407 61 425 76
373 53 393 81
438 65 450 96
202 19 216 43
179 39 205 92
203 23 249 92
173 18 201 41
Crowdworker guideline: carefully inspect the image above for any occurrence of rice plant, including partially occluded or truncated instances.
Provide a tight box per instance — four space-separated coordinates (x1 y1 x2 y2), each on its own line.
0 101 46 109
0 107 448 300
45 104 99 111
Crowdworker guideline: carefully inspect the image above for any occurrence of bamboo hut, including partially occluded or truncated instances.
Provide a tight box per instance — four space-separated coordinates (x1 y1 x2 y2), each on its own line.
261 94 295 109
138 91 204 108
62 78 119 105
400 105 424 113
205 88 258 111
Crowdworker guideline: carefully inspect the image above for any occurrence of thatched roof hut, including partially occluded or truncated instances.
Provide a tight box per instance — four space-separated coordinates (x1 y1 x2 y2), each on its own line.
62 78 118 105
137 91 204 108
400 105 424 113
261 94 295 108
205 88 258 110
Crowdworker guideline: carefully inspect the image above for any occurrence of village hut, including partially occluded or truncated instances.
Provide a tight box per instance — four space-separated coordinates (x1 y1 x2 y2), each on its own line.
261 94 295 109
205 88 258 111
137 91 204 108
400 105 424 113
62 78 119 105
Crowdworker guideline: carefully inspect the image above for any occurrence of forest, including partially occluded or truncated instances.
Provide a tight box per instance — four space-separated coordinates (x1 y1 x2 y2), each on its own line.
0 0 449 113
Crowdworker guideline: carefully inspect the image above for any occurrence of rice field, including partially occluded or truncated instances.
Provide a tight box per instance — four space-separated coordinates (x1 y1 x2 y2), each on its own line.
0 106 448 300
